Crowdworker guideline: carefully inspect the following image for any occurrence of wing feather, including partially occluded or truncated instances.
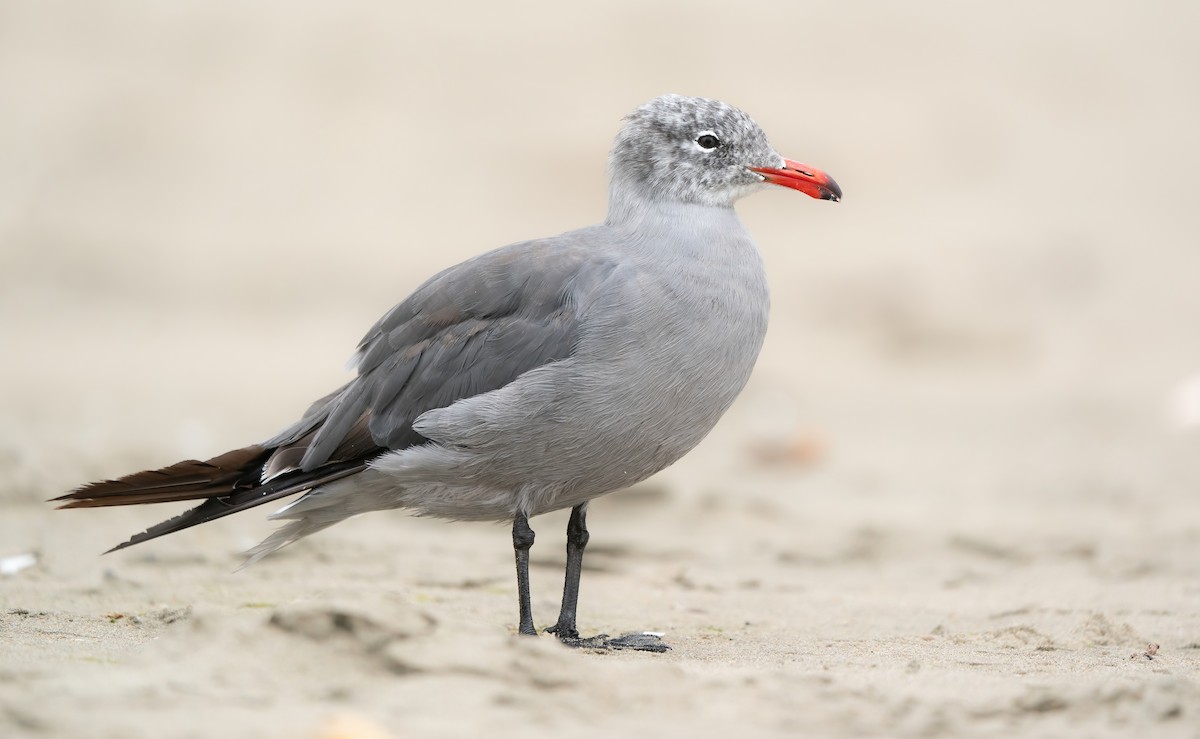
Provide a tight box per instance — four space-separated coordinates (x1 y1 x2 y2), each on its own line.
58 232 617 552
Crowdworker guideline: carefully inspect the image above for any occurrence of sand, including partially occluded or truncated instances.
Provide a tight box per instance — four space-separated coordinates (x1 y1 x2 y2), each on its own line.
2 1 1198 737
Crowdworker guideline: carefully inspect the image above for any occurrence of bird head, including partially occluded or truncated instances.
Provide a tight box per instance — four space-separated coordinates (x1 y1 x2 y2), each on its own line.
608 94 841 211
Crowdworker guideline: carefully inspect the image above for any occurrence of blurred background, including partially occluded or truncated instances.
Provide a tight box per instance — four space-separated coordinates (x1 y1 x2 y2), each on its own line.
2 0 1197 514
1 1 1198 735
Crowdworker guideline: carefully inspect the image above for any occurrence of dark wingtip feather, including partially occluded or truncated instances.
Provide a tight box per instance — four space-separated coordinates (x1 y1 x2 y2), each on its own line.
104 539 136 555
100 502 220 553
91 461 369 553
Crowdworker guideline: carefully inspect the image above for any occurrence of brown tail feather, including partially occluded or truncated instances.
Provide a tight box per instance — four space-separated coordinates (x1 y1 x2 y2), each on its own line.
53 445 271 508
55 415 385 553
101 460 369 553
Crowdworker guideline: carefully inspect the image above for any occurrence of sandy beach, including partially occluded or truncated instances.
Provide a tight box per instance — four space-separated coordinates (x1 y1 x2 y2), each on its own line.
2 2 1199 737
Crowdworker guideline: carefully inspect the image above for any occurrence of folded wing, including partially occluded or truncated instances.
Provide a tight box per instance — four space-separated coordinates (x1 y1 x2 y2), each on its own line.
55 238 614 551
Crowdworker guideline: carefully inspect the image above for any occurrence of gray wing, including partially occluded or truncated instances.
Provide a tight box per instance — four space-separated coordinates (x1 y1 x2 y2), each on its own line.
263 235 617 477
55 235 619 552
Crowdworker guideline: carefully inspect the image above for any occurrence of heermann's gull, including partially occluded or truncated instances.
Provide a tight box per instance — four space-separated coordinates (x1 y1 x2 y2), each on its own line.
56 94 840 651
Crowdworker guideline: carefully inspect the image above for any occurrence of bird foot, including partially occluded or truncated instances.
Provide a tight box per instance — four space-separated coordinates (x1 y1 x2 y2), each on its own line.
547 626 670 653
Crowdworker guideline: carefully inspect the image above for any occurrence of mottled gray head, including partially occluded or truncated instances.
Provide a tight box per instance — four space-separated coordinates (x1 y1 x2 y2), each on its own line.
608 94 841 212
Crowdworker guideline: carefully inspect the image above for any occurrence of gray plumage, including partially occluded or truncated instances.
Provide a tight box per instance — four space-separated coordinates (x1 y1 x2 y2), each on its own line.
58 94 840 645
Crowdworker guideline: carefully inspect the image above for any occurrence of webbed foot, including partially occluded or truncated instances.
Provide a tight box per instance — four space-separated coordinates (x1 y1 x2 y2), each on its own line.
548 626 670 653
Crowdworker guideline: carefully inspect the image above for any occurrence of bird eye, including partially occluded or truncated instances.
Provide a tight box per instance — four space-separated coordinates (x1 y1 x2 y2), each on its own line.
696 134 721 150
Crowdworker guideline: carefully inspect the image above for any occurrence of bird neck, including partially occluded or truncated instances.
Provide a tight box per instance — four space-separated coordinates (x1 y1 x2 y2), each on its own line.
602 191 752 264
605 182 740 235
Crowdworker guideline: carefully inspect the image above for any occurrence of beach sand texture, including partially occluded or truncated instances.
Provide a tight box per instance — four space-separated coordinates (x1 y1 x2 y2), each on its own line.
2 2 1198 737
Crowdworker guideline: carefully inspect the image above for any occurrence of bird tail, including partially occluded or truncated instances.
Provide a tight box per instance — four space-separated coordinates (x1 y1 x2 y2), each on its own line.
52 445 367 553
55 445 270 508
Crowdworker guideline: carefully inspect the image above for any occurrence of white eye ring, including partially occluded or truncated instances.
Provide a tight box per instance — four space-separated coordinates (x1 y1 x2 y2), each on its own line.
694 131 721 151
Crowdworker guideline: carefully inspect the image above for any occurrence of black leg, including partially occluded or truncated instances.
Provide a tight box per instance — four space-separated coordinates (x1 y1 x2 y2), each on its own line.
548 503 589 639
545 504 669 653
512 511 536 636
